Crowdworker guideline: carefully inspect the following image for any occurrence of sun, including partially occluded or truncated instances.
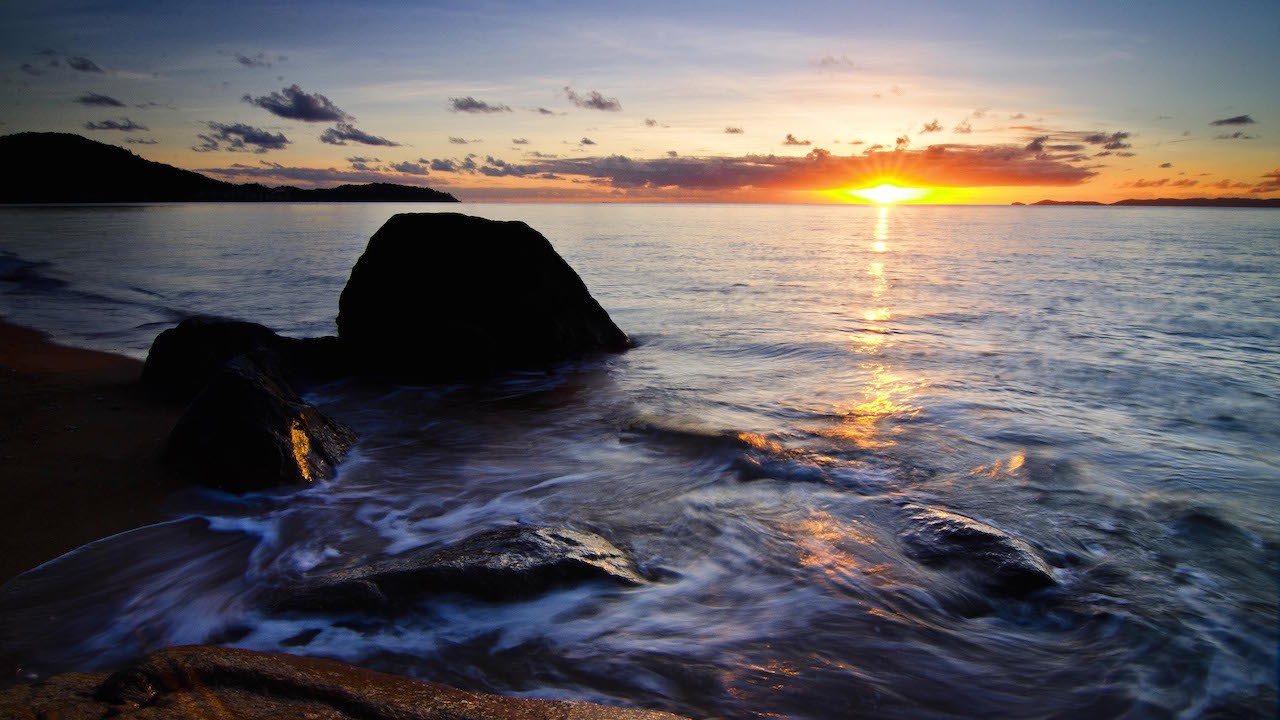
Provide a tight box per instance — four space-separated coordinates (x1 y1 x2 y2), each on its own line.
848 183 927 205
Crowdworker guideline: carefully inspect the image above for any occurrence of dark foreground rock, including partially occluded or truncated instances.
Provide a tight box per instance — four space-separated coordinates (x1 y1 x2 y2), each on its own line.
165 355 357 492
901 506 1056 597
336 213 631 380
271 525 645 612
0 645 686 719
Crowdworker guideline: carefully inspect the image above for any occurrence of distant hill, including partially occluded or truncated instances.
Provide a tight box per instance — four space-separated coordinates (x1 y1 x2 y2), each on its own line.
0 132 458 203
1025 197 1278 208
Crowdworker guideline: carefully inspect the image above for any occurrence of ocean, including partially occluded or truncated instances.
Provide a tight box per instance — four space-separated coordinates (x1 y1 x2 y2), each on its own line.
1 202 1277 718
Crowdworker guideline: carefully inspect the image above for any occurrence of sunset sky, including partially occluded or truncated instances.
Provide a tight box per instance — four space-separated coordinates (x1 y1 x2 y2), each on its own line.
2 0 1277 203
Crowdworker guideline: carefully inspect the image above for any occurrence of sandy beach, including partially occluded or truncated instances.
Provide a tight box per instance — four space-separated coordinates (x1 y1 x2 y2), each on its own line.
0 319 184 585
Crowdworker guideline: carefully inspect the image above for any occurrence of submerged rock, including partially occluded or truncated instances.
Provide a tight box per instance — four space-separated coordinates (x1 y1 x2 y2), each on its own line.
336 213 630 379
0 645 687 719
901 505 1056 597
270 525 645 612
165 355 357 492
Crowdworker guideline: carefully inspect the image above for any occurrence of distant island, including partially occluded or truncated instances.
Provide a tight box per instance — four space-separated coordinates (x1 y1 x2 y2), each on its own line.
1024 197 1279 208
0 132 458 203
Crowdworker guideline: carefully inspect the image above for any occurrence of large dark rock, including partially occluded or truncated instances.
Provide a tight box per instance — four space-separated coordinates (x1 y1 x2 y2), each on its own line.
0 645 686 719
336 213 630 379
142 317 287 401
270 525 646 612
165 355 357 492
901 506 1056 597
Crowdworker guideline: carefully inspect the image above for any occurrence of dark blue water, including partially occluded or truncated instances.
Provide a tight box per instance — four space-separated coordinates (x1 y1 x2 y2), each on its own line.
1 203 1277 718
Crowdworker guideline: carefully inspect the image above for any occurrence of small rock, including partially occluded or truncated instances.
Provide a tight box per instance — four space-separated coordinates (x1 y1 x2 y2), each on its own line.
901 505 1056 596
270 525 645 613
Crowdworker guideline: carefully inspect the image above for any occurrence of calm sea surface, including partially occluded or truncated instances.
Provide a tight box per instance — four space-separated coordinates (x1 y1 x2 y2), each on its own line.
1 203 1277 718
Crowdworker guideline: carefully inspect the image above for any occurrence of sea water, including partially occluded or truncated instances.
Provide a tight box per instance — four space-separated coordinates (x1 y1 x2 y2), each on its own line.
0 203 1277 718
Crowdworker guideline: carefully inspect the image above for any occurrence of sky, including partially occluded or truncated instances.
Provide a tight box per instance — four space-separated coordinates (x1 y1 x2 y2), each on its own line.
2 0 1278 203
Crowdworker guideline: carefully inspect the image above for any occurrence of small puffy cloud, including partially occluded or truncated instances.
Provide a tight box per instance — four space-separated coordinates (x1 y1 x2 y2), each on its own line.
320 123 400 146
243 84 350 122
67 56 102 73
391 161 429 175
125 138 159 145
84 118 148 132
1160 162 1173 168
448 96 511 113
346 156 380 164
76 92 125 107
512 138 529 145
1253 168 1280 193
666 150 678 157
235 52 273 68
564 86 622 111
783 133 811 146
920 119 943 133
954 120 973 134
1083 131 1130 150
19 63 43 75
195 121 289 152
1025 136 1048 153
580 137 596 145
429 158 458 172
724 126 744 134
817 55 855 69
448 136 470 145
644 118 658 127
1215 131 1258 140
525 151 558 159
1210 115 1255 126
535 107 555 115
895 135 910 150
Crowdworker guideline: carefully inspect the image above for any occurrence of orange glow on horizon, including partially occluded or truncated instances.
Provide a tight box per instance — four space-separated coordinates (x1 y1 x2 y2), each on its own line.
845 183 928 205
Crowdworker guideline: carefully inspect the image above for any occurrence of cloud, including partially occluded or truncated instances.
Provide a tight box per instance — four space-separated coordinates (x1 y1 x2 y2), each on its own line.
667 151 678 158
243 84 350 122
954 120 972 134
442 142 1097 192
1124 178 1199 188
84 118 148 132
448 137 470 145
67 56 102 73
535 107 555 115
580 137 596 145
1215 131 1258 140
346 156 380 164
390 161 429 175
895 135 910 150
19 63 43 76
125 138 159 145
195 121 289 152
1253 168 1280 193
1210 114 1255 126
235 52 273 68
1083 131 1131 150
75 92 125 107
817 55 855 69
1025 136 1049 153
783 133 811 146
644 118 658 127
920 119 943 133
448 96 511 113
1160 162 1173 168
320 123 400 146
563 86 622 111
512 138 529 145
725 126 744 134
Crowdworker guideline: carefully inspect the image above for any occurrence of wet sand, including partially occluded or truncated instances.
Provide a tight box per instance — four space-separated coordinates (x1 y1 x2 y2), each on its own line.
0 320 184 584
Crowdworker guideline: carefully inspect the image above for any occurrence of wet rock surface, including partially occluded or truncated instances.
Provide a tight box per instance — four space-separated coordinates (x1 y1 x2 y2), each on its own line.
270 525 646 613
165 354 356 492
0 645 687 719
336 212 630 380
901 505 1057 597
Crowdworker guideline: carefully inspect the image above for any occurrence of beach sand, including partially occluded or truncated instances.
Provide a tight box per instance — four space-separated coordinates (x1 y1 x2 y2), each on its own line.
0 320 184 584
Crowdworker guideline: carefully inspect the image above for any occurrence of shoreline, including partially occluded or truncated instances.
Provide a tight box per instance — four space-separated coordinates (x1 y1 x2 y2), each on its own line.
0 318 184 585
